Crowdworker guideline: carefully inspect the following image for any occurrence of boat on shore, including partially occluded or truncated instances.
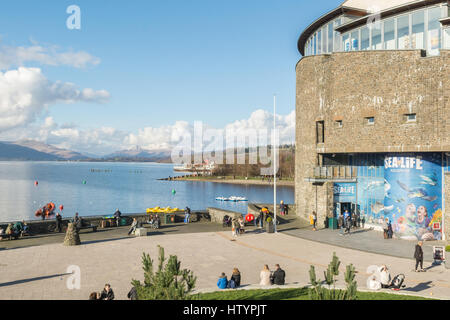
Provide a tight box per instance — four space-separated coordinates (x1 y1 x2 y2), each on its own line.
215 196 248 202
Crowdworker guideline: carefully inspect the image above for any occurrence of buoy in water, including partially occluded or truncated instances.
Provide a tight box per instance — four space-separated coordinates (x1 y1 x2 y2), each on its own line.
172 189 176 195
59 205 64 211
34 181 38 186
83 180 87 185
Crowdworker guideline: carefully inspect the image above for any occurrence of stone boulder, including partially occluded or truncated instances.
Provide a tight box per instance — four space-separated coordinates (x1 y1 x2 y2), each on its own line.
63 223 81 246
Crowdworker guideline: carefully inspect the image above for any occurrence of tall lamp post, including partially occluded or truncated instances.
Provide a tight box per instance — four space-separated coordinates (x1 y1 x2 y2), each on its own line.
273 95 277 233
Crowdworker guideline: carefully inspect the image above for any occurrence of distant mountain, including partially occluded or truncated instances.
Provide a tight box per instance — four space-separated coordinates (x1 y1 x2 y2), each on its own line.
0 141 60 161
14 140 89 160
104 146 172 162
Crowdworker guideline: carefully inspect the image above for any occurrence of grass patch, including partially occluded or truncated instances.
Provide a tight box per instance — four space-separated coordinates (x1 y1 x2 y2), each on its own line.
193 287 433 301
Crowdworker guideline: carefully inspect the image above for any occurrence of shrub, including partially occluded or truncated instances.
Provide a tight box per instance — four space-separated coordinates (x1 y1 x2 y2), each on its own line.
446 246 450 252
131 245 197 300
308 252 357 300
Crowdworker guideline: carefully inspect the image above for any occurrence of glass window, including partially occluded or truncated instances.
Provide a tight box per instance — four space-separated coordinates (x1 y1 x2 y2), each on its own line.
343 33 350 52
318 30 322 54
372 24 382 49
322 27 327 53
334 19 342 52
384 18 395 49
313 33 317 55
351 30 359 51
328 23 334 52
427 6 442 55
444 27 450 49
361 27 370 50
412 10 425 49
397 15 410 49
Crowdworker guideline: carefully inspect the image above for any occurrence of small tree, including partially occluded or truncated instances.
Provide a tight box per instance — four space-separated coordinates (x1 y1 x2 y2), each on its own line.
308 252 357 300
131 246 197 300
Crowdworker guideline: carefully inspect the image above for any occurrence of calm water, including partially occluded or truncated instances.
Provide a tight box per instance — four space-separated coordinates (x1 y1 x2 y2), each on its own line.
0 161 294 222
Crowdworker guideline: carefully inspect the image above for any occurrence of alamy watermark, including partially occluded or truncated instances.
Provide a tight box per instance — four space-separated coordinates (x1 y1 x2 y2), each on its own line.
170 121 280 175
66 5 81 30
66 265 81 290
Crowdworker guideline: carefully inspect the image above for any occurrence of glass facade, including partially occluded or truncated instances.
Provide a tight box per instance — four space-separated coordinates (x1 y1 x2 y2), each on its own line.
304 5 448 56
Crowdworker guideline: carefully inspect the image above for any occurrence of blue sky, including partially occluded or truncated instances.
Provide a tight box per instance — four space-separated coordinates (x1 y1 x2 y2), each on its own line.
0 0 340 154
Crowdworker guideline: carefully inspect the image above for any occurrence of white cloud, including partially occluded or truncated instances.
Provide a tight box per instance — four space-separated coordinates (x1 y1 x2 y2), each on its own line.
0 109 295 156
0 67 110 131
0 44 101 70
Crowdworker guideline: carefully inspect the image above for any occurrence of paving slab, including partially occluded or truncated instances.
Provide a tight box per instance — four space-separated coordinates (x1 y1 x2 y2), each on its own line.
0 229 448 300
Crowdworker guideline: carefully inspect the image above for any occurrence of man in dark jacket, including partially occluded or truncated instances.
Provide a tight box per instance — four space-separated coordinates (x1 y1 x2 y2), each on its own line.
271 264 285 285
100 284 115 300
55 212 63 233
114 209 122 227
414 241 425 272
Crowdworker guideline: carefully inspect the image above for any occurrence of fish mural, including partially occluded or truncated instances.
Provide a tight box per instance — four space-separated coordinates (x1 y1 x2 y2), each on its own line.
384 154 443 241
419 173 438 186
365 180 384 191
371 202 394 214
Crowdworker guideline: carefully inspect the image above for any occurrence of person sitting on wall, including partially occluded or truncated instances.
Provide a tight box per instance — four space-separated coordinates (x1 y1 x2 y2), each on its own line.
217 273 228 289
270 264 286 285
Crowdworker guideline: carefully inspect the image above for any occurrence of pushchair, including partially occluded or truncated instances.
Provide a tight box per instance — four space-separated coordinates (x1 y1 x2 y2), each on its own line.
223 215 232 228
390 274 406 290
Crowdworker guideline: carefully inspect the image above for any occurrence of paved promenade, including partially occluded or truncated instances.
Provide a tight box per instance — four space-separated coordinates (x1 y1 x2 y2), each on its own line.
0 224 449 300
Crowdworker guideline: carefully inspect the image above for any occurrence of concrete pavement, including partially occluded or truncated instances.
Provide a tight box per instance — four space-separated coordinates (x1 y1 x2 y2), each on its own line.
0 225 449 300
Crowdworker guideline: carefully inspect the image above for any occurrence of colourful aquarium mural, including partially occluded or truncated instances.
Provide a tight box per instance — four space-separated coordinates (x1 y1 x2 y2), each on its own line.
384 154 443 241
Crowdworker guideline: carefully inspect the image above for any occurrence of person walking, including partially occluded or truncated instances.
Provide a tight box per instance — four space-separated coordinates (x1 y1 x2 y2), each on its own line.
345 213 352 235
382 218 389 239
311 211 317 231
260 265 271 286
387 220 393 239
114 208 122 227
184 207 191 224
414 241 425 272
270 264 286 285
55 212 63 233
231 217 239 240
280 201 285 216
338 213 344 236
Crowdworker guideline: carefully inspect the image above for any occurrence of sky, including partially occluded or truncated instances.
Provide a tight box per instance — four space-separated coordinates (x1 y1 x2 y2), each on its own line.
0 0 341 155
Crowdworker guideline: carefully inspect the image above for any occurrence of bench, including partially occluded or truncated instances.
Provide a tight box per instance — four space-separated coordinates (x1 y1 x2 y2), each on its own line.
0 233 20 240
77 225 98 232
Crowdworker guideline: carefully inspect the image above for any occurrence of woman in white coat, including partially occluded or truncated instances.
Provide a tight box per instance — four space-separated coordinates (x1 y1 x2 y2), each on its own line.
260 265 271 286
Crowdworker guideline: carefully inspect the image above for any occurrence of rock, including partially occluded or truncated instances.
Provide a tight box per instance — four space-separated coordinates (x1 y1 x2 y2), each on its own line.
63 223 81 246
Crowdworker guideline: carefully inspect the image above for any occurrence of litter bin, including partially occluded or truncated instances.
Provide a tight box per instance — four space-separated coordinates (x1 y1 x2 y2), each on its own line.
165 214 175 224
120 218 127 226
328 217 338 230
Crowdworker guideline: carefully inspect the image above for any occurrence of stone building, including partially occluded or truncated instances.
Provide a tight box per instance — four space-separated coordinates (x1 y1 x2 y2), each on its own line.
295 0 450 241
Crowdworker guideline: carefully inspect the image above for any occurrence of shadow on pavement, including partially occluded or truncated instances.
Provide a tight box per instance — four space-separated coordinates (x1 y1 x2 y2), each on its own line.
0 273 71 288
403 281 433 292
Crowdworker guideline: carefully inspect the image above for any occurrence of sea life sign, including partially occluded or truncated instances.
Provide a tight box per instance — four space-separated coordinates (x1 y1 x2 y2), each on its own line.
384 154 442 241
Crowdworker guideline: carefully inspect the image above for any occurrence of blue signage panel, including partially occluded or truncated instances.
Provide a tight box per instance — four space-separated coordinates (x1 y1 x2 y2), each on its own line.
333 182 356 203
384 154 443 240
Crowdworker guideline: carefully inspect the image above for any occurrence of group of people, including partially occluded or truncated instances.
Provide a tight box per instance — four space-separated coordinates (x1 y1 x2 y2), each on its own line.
89 284 115 300
217 264 286 290
0 220 29 239
337 209 362 235
368 265 406 291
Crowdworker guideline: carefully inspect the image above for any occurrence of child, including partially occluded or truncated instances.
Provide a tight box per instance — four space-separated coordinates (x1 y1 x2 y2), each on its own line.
217 273 228 289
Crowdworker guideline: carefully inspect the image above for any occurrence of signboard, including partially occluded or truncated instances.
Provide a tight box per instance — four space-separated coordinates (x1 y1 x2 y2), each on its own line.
334 182 356 203
384 153 443 241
